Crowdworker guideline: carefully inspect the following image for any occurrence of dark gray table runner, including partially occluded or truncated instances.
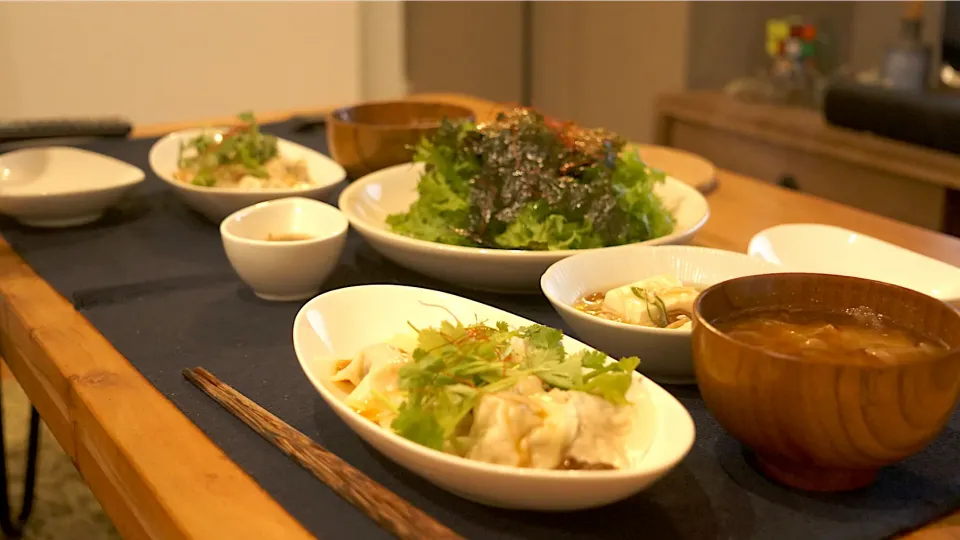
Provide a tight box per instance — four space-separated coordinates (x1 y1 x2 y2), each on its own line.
1 122 958 540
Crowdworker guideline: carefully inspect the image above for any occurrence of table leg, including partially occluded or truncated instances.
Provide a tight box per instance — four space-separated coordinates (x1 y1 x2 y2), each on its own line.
0 380 40 539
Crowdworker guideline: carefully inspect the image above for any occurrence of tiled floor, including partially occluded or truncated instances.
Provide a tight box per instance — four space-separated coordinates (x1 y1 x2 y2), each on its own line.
3 381 119 540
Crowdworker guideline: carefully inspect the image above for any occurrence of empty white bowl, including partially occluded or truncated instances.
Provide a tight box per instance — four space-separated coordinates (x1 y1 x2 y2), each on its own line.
541 245 785 385
338 162 710 293
149 127 347 222
293 284 695 510
0 146 144 227
749 223 960 308
220 197 348 301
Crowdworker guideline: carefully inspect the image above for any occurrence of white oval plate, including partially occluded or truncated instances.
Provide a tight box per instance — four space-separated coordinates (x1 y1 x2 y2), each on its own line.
338 163 710 293
748 223 960 307
293 284 695 511
542 245 786 385
148 127 346 222
0 146 144 227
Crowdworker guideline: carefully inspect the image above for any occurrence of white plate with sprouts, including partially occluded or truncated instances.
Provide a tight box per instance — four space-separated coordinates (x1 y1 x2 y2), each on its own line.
149 126 346 221
293 284 695 511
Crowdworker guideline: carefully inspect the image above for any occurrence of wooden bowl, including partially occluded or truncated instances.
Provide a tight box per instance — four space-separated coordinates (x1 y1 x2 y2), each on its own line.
692 272 960 492
326 101 474 179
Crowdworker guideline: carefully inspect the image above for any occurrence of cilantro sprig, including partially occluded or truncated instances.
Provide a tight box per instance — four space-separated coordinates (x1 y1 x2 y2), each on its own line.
390 319 640 451
177 112 279 187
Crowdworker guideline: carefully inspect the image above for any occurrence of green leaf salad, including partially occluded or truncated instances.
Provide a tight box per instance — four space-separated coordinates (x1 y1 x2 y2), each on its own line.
332 314 648 471
386 109 675 250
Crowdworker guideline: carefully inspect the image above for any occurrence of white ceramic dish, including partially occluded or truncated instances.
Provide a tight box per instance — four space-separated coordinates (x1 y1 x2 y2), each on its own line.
0 146 144 227
338 162 710 293
293 285 695 510
748 223 960 307
149 127 346 222
221 197 348 301
541 245 786 385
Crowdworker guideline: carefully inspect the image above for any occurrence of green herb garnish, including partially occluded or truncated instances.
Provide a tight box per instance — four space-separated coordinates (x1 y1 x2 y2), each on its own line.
631 287 669 328
389 318 640 450
177 112 279 187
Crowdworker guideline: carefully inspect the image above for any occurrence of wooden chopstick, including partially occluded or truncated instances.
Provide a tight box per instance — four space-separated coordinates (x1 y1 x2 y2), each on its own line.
182 367 463 540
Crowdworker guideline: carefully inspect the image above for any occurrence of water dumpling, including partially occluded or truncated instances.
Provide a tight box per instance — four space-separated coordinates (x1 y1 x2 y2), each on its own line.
332 333 417 386
346 360 408 427
554 381 650 470
464 376 580 469
333 334 417 427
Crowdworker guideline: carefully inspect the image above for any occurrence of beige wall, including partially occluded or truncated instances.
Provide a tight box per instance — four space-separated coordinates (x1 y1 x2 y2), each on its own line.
361 1 409 101
0 1 406 124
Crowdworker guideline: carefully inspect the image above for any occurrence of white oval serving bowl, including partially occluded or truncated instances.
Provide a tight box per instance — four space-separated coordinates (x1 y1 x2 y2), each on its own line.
0 146 144 227
749 223 960 308
221 197 348 301
149 127 347 222
338 162 710 293
293 284 695 511
541 245 786 385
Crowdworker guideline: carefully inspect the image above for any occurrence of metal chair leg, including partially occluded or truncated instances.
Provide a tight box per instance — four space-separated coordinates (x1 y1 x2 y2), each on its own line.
0 381 41 539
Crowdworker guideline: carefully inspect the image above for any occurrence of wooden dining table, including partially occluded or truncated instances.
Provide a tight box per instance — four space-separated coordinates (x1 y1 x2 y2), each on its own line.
0 93 958 540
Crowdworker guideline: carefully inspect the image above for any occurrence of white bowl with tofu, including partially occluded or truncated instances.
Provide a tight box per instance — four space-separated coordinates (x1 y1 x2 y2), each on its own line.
293 285 695 510
541 245 786 384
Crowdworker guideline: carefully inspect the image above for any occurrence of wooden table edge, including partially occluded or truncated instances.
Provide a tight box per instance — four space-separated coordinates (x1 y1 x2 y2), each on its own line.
0 92 955 540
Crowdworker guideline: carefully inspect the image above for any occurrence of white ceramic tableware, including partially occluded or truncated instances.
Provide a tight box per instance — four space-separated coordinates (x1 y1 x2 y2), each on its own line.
0 146 144 227
338 162 710 293
748 223 960 307
293 284 695 511
220 197 348 301
541 245 786 384
149 127 346 222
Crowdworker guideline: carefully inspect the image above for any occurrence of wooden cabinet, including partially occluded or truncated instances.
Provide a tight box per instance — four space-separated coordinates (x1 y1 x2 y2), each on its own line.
656 92 960 233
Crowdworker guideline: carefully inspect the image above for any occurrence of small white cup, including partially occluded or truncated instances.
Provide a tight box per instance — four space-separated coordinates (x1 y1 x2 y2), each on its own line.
220 197 348 301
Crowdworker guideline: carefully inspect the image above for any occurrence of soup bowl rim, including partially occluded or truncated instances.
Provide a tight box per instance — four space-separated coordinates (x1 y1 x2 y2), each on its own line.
328 100 475 130
692 272 960 368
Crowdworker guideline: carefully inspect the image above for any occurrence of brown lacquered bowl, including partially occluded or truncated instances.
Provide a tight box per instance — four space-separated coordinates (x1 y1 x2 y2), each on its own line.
326 100 474 179
692 272 960 492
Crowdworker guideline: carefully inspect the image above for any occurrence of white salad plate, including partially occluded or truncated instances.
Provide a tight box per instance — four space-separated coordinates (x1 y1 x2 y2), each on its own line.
748 223 960 307
0 146 144 228
541 245 786 385
338 162 710 293
220 197 348 302
293 285 695 511
148 128 347 222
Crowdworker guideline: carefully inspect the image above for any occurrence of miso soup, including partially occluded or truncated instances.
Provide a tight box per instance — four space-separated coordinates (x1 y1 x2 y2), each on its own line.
713 306 948 365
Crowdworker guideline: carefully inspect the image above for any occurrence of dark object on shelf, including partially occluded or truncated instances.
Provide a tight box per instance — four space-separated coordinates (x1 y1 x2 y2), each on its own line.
822 81 960 154
0 391 39 539
0 117 132 147
945 189 960 239
777 175 800 191
290 114 327 133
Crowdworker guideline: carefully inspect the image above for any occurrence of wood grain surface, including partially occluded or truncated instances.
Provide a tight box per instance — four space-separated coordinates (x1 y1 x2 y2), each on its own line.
0 93 956 539
693 273 960 492
183 368 463 540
